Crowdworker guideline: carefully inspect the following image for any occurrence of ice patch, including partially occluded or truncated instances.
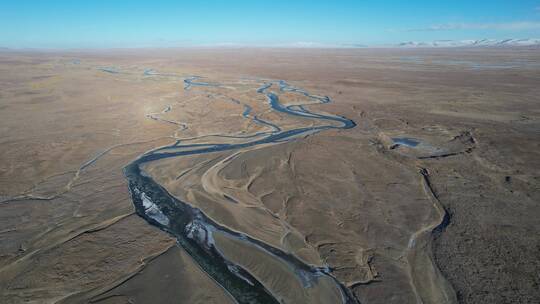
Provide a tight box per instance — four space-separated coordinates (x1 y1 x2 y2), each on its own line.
140 191 169 226
185 218 215 248
227 264 255 286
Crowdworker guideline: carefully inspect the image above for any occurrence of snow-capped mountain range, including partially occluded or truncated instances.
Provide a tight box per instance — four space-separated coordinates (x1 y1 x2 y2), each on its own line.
396 38 540 48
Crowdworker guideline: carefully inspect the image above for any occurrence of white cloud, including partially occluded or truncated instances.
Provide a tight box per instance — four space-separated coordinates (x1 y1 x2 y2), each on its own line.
409 21 540 32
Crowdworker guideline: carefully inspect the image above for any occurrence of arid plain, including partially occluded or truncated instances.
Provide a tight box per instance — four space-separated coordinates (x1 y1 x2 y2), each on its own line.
0 47 539 304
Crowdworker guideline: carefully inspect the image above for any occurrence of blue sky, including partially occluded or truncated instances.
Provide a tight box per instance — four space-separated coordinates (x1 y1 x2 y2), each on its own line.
1 0 540 48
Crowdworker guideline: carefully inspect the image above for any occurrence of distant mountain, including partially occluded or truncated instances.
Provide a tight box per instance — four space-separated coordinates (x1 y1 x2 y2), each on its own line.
396 38 540 48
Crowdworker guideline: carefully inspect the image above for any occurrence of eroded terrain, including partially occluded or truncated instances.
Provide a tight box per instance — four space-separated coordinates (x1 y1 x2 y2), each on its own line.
1 48 539 304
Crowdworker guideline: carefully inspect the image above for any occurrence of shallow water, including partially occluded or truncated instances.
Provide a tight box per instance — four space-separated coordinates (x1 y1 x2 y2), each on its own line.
392 137 420 147
97 67 120 74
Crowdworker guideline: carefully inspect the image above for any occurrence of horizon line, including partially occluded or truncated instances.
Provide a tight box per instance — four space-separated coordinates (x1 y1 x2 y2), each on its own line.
2 40 540 52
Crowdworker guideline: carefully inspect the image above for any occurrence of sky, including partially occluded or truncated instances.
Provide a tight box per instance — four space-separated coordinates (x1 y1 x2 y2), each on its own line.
1 0 540 48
